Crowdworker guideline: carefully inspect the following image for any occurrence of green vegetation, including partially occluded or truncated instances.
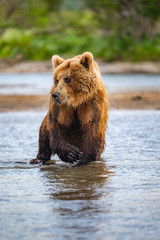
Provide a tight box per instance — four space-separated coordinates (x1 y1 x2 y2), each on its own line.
0 0 160 62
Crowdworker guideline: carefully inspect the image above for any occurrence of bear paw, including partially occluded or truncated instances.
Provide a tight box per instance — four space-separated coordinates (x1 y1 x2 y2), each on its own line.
59 145 83 163
30 159 42 164
68 145 83 163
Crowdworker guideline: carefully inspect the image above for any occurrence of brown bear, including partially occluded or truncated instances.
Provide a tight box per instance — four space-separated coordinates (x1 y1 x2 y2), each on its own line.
30 52 108 165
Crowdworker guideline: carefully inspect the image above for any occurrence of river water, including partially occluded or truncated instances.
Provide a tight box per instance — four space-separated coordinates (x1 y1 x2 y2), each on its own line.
0 73 160 94
0 110 160 240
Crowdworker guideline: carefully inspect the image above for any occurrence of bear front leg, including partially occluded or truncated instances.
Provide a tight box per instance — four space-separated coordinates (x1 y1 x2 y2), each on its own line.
30 119 52 164
78 123 102 165
49 126 83 163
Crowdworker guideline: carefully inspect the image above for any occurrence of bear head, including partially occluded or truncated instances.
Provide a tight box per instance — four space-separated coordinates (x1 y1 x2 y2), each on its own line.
51 52 101 108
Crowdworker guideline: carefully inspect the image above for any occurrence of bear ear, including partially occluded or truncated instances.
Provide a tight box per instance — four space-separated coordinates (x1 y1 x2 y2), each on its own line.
52 55 65 68
80 52 93 68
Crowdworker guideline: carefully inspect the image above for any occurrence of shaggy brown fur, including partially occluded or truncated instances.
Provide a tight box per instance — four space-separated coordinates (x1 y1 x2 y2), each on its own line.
30 52 108 165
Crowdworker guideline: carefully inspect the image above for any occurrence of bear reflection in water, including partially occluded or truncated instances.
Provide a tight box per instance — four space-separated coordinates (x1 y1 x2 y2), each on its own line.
40 158 113 201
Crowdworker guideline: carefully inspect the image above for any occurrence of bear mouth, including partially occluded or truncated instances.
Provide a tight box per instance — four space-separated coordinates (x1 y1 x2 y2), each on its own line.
56 97 68 104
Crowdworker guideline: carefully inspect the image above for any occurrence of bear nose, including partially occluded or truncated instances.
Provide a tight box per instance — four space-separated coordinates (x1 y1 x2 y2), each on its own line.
52 92 59 102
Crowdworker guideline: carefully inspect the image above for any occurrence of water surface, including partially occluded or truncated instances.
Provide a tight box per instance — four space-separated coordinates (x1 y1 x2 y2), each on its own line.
0 73 160 95
0 110 160 240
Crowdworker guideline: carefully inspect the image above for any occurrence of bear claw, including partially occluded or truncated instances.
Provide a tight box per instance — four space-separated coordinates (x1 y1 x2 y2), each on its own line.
58 145 83 163
30 159 42 164
68 146 83 162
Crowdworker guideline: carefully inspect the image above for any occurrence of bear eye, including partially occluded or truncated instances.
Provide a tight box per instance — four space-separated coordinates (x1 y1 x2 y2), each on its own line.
55 79 58 85
64 77 71 84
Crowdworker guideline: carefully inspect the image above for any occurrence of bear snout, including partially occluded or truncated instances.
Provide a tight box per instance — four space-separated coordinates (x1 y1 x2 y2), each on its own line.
52 92 60 102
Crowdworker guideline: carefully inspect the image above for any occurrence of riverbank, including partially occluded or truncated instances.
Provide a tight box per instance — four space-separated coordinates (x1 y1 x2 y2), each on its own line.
0 60 160 74
0 92 160 112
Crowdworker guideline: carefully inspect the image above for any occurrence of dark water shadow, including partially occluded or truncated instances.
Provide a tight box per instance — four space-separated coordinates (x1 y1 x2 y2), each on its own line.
40 158 114 201
39 158 115 238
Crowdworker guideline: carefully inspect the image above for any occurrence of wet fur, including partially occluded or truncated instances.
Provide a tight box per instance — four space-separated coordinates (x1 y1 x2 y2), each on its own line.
30 52 108 165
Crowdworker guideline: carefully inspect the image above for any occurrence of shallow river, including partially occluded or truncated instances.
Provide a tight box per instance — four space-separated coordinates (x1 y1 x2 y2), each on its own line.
0 110 160 240
0 73 160 94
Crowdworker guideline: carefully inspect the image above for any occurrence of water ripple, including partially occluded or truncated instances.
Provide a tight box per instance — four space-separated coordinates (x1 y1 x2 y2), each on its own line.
0 110 160 240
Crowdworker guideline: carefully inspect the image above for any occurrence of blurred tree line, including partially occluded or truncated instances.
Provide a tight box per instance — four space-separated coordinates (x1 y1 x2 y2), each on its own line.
0 0 160 61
